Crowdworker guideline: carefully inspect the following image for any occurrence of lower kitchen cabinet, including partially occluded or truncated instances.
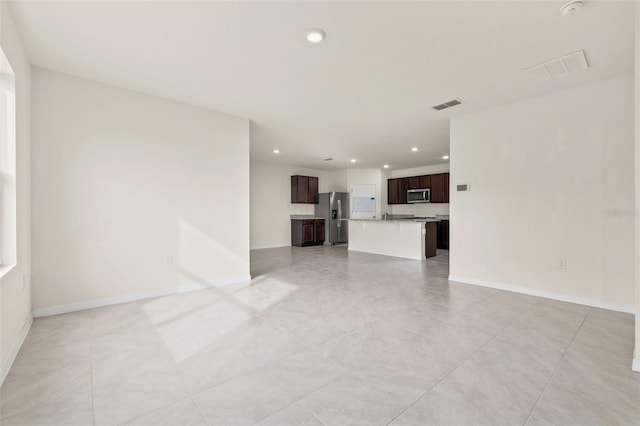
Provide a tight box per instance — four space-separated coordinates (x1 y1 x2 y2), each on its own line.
437 219 449 250
291 219 325 247
425 222 437 258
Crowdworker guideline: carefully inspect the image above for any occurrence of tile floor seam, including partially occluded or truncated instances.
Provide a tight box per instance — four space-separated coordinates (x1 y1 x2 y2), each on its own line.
384 300 537 426
174 358 198 398
269 320 343 358
89 342 170 391
94 367 191 426
185 361 264 400
192 396 212 426
300 404 328 426
523 306 591 425
247 374 322 425
440 291 523 340
273 372 351 423
173 313 272 396
284 320 426 407
116 395 202 426
90 313 191 425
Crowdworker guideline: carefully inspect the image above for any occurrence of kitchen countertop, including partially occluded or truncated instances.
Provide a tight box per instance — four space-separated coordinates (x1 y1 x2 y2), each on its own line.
290 215 326 220
349 217 442 223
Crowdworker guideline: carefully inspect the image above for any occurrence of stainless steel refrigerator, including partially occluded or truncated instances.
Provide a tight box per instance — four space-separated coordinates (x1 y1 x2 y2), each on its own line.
315 192 350 245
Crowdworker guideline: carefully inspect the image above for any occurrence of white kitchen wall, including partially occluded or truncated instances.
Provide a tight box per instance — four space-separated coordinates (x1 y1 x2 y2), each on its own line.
250 161 348 249
634 4 640 372
450 75 635 312
324 169 348 193
0 2 32 384
386 164 450 217
31 68 250 314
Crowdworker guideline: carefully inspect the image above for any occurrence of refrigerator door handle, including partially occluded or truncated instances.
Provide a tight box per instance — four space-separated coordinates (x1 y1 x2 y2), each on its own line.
337 199 342 227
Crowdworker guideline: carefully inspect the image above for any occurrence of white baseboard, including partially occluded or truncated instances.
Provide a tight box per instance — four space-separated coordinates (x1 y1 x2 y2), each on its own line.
1 315 33 387
250 244 290 250
632 358 640 373
32 274 252 318
448 275 635 314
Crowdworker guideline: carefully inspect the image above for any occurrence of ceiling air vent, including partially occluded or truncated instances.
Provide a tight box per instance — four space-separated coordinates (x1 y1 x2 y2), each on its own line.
524 50 589 82
323 158 333 161
432 99 463 111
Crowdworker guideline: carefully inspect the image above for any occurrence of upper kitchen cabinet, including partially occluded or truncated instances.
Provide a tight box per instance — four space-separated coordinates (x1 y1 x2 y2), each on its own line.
387 173 448 205
398 178 408 204
291 175 319 204
388 178 398 204
408 175 431 190
430 173 450 203
408 176 421 190
388 178 408 204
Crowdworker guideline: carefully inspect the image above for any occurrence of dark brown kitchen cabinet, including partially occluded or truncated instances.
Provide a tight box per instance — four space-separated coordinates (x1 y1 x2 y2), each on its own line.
437 219 449 250
408 176 421 190
387 173 448 205
425 222 438 258
388 178 399 204
308 177 319 203
397 178 408 204
444 174 449 203
291 219 325 247
389 177 409 204
314 220 325 242
409 175 430 190
291 175 319 204
430 173 450 203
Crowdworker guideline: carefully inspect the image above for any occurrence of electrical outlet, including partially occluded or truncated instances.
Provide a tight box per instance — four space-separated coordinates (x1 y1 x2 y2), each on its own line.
559 259 567 270
166 256 173 266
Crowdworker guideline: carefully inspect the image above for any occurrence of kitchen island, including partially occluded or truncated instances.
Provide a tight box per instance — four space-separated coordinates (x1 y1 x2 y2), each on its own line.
348 218 440 260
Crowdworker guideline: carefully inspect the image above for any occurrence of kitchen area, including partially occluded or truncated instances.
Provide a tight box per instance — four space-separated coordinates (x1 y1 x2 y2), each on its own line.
288 169 450 260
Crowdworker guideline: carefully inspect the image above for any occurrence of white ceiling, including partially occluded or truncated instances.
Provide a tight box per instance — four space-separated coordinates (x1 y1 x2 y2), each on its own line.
8 1 635 170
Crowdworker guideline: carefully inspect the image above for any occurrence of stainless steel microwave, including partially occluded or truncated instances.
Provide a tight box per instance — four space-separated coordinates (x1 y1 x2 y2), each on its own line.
407 188 431 203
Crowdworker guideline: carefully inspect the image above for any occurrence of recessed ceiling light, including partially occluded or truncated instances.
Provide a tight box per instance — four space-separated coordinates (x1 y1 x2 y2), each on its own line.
383 164 389 169
350 159 357 163
411 147 419 152
306 29 326 44
273 149 280 154
560 0 584 16
442 155 450 160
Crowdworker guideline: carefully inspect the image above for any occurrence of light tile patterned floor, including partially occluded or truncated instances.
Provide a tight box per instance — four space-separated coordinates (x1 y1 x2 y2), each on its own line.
1 246 638 425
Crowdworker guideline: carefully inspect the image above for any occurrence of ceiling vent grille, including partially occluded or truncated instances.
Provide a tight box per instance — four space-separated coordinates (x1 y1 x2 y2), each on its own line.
524 50 589 82
432 98 463 111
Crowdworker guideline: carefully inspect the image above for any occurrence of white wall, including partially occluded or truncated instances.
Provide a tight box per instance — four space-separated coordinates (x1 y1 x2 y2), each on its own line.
387 164 450 217
450 75 635 312
324 169 348 193
634 2 639 372
0 2 32 384
31 68 250 314
250 161 347 249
